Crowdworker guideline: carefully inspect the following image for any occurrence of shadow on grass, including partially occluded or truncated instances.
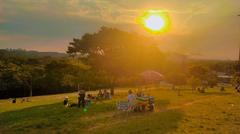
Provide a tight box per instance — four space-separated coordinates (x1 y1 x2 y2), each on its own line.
0 101 115 133
155 99 170 109
86 99 183 134
0 99 183 134
89 109 184 134
199 92 232 96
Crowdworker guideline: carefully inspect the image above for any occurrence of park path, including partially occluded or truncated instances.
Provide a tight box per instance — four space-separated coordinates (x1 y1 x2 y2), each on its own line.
156 96 211 112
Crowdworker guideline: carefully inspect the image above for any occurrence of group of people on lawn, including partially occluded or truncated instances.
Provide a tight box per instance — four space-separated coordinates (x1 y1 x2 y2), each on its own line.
127 89 152 112
63 89 113 108
63 88 154 112
97 89 112 100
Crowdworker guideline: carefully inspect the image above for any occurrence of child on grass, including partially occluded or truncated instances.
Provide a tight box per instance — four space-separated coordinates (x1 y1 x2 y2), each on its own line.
127 90 136 111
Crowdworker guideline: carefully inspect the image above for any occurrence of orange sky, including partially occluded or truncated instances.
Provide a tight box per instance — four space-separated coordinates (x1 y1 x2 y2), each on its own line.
0 0 239 60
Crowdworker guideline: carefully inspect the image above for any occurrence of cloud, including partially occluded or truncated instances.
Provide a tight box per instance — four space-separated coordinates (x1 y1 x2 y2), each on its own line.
0 34 31 41
0 0 145 24
0 2 6 23
63 0 140 24
0 0 240 59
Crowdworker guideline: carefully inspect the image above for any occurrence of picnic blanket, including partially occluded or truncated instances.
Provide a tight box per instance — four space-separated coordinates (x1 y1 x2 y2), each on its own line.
117 101 130 111
117 96 155 112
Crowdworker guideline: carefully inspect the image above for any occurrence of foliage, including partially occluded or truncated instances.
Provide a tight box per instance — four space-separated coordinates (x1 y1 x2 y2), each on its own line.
189 59 237 75
189 65 218 88
189 65 208 81
0 27 237 98
187 76 201 90
205 71 218 88
0 50 118 98
166 72 187 86
67 27 164 77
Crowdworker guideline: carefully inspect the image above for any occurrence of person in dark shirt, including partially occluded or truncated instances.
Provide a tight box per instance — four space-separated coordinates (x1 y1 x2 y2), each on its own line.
78 90 86 108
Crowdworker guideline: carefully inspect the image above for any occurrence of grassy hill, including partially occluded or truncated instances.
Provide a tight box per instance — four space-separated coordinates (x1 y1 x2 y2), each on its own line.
0 86 240 134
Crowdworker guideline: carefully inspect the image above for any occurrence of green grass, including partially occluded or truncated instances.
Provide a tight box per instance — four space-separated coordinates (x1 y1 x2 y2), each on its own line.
0 86 240 134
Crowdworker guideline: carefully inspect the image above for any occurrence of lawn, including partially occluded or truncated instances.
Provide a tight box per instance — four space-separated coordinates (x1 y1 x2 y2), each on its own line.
0 86 240 134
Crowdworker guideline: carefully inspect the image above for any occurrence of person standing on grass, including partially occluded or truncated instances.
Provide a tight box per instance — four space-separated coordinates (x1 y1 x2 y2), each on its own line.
78 90 86 108
128 90 136 111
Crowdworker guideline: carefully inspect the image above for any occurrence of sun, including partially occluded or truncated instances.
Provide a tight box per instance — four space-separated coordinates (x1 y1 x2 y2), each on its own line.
138 10 171 33
145 15 165 31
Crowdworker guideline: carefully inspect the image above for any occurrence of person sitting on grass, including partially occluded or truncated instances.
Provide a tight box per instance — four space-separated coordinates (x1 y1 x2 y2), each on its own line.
64 96 69 107
107 91 112 99
127 90 136 111
87 94 94 99
85 94 93 106
110 87 114 96
97 89 104 99
136 89 144 97
103 89 108 99
21 98 25 103
12 98 16 104
220 86 225 92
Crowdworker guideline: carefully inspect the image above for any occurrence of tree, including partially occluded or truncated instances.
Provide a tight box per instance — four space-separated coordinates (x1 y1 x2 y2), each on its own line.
205 71 218 88
17 65 32 97
187 76 201 92
189 65 218 89
67 27 164 78
62 74 78 88
17 65 45 97
189 65 208 81
166 72 186 96
0 50 93 98
0 63 23 98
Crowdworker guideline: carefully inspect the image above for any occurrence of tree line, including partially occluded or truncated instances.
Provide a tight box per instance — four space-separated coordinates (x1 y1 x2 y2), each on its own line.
0 27 238 99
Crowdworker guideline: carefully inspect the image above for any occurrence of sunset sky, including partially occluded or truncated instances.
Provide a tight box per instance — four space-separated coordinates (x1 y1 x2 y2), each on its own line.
0 0 239 60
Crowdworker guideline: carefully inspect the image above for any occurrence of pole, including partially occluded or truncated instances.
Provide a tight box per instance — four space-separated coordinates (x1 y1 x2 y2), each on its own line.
238 15 240 73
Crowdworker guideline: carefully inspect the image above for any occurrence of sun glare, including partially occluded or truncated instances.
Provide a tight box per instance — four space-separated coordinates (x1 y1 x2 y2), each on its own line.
138 10 171 33
145 15 165 31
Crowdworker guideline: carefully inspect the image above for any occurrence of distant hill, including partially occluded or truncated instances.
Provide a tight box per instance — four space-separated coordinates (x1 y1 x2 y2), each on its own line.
0 49 67 58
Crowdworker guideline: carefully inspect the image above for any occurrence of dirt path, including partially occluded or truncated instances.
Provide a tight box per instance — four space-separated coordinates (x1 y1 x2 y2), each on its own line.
157 97 211 112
